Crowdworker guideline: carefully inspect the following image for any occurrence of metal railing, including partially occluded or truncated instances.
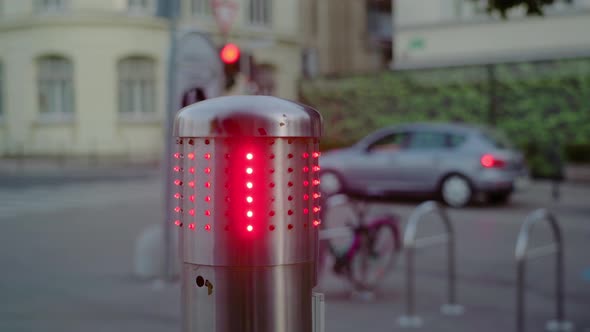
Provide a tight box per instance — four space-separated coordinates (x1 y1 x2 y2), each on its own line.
398 201 463 328
515 208 572 332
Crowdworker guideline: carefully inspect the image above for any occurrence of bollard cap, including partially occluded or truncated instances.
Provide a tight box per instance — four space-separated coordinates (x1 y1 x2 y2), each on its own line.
174 95 322 138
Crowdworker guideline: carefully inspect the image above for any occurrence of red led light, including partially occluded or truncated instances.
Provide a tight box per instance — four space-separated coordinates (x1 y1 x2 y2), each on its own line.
313 179 320 186
204 167 211 174
313 220 321 227
189 195 195 202
189 223 195 230
246 196 253 203
187 152 195 160
173 152 181 159
313 166 321 172
247 225 253 232
303 180 309 186
246 153 253 160
189 209 195 216
205 182 211 188
220 43 240 64
188 181 195 188
313 206 321 213
303 194 309 200
189 167 195 174
174 192 182 199
481 154 505 168
204 153 211 159
246 182 253 189
303 166 309 172
313 152 320 158
302 152 310 158
174 179 182 186
205 210 211 216
205 196 211 202
174 206 182 213
173 166 181 172
313 193 321 199
246 167 253 174
303 208 309 214
246 211 253 218
205 224 211 231
174 220 182 227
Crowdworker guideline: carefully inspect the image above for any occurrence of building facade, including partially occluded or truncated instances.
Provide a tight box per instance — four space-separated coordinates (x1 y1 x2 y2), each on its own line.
300 0 392 77
0 0 306 159
393 0 590 69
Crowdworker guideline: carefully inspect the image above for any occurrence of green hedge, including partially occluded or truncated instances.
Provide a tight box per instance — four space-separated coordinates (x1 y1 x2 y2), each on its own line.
301 58 590 176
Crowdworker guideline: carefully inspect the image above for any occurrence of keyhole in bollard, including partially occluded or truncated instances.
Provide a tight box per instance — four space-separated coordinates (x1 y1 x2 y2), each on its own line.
196 276 204 287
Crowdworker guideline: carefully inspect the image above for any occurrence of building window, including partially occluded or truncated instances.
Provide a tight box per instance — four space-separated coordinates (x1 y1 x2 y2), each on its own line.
128 0 155 14
248 0 272 26
34 0 66 13
191 0 212 16
37 56 74 120
249 63 276 95
118 56 156 118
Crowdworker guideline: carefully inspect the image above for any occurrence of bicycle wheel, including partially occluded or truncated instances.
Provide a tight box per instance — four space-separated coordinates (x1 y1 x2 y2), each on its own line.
346 216 401 291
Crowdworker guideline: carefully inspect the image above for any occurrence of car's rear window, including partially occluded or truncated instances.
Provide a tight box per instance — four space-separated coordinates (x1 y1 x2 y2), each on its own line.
480 129 513 149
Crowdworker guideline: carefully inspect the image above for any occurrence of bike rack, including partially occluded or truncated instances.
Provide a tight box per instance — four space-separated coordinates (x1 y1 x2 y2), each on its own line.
515 208 572 332
398 201 463 328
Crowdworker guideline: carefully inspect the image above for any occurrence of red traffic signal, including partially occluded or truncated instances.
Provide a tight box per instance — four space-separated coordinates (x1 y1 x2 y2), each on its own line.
220 43 240 64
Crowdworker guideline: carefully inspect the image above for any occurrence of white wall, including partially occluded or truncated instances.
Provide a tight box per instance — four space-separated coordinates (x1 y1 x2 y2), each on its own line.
395 13 590 68
393 0 590 68
0 19 167 156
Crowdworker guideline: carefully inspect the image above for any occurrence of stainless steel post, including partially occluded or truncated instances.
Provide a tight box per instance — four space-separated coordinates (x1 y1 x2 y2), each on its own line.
162 0 179 280
172 96 323 332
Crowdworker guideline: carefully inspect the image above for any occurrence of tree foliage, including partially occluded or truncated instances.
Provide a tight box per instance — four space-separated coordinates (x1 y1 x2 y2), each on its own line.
477 0 573 17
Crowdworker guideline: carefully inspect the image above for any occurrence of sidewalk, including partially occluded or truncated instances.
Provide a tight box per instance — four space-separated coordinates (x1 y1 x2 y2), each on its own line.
0 157 162 188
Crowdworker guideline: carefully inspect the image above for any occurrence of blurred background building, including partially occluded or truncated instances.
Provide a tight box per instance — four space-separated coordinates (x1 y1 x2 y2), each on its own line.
0 0 308 160
394 0 590 69
301 0 392 77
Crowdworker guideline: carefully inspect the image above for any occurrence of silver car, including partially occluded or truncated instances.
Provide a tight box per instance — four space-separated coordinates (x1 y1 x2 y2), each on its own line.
319 123 529 207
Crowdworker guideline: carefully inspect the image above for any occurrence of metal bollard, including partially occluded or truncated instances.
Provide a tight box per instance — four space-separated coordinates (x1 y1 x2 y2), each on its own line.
172 96 323 332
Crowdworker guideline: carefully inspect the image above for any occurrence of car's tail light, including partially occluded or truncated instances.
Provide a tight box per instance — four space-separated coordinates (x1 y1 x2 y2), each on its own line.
481 154 506 168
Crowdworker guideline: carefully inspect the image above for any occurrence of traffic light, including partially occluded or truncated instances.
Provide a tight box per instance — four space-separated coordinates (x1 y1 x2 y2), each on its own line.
220 43 241 90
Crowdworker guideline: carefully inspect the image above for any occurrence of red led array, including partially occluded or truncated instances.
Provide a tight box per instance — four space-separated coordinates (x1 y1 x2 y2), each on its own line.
173 150 183 227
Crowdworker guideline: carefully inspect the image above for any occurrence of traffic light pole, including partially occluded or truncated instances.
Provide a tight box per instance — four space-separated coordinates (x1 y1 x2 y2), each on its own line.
162 0 179 280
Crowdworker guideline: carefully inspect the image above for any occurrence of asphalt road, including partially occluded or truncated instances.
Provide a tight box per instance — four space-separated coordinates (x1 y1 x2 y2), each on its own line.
0 173 588 332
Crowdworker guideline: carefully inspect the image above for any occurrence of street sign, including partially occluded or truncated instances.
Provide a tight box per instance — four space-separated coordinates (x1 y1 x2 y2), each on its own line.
211 0 238 36
174 30 224 106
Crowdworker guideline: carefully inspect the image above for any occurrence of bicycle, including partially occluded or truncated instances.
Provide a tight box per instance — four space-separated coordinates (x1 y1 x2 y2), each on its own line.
318 194 402 291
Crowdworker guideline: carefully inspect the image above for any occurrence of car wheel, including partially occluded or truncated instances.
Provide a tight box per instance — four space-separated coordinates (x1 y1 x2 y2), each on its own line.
319 171 344 197
440 174 473 208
